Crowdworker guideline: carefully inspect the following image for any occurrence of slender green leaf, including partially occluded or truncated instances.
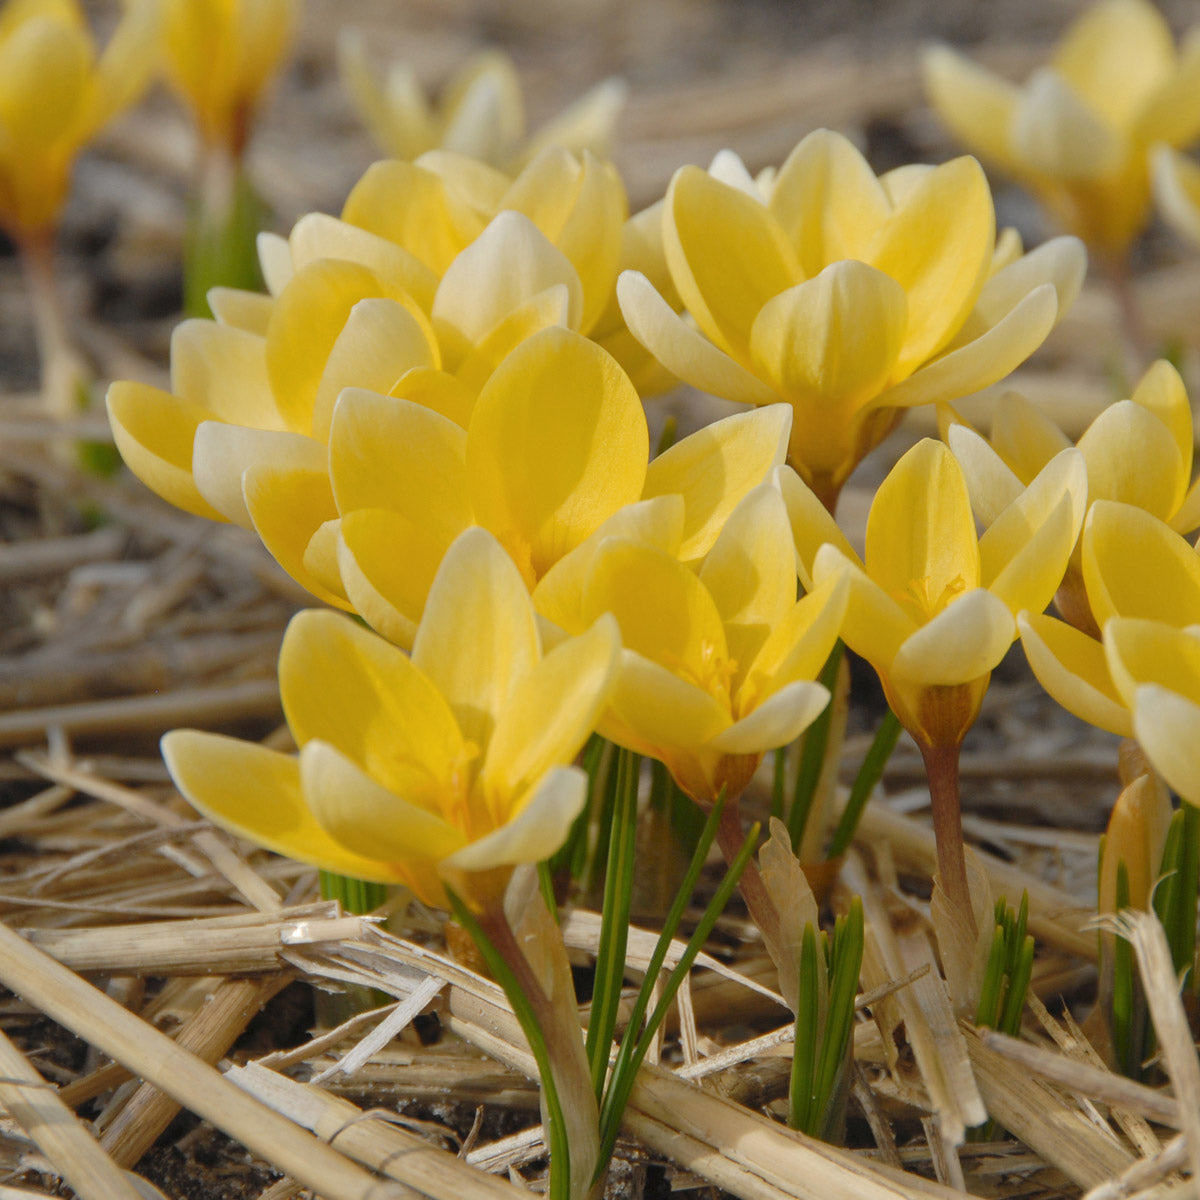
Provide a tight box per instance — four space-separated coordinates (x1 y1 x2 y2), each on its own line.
827 708 902 858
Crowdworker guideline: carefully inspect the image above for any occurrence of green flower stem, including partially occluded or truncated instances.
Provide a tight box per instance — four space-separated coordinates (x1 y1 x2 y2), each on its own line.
918 737 976 938
184 141 265 318
455 894 599 1200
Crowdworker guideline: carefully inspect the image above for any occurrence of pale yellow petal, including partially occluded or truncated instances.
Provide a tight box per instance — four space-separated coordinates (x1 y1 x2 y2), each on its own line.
1078 399 1184 517
616 270 779 407
643 404 791 562
1104 618 1200 712
192 422 325 528
390 367 477 429
467 328 647 581
256 232 292 296
709 681 830 754
748 260 907 411
1131 358 1192 479
1018 611 1131 736
604 648 730 753
1011 70 1125 178
337 508 451 650
523 77 626 162
989 391 1072 484
865 440 980 620
1153 145 1200 245
812 543 914 671
301 519 345 602
777 466 860 589
300 740 463 862
411 527 541 752
663 164 800 360
946 422 1025 526
329 389 470 543
169 318 282 430
1131 685 1200 808
768 128 890 272
483 614 618 800
1083 501 1200 626
446 766 587 872
1137 34 1200 146
207 287 274 336
161 731 400 882
0 15 89 148
921 45 1021 174
891 589 1015 685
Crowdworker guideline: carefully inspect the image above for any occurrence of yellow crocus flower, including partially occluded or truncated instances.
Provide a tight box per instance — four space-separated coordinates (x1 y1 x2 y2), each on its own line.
1154 144 1200 246
923 0 1200 262
1019 500 1200 737
947 360 1199 633
0 0 158 237
789 438 1087 749
162 527 620 912
618 130 1084 510
575 481 847 804
160 0 296 156
338 38 625 174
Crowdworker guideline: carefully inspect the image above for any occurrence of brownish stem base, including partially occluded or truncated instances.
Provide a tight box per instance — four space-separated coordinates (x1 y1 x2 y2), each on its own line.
715 798 781 957
918 739 976 938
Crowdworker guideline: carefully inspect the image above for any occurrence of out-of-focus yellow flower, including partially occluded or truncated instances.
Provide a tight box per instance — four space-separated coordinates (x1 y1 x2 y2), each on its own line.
923 0 1200 261
0 0 158 237
160 0 296 156
570 481 846 803
946 360 1199 634
618 130 1084 511
787 438 1086 748
163 527 620 911
338 38 625 173
1019 500 1200 736
1104 617 1200 807
1154 144 1200 246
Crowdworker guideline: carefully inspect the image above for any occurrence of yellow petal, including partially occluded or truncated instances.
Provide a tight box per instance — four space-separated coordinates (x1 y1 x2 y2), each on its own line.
1153 145 1200 245
1078 399 1183 517
281 607 463 793
891 589 1015 685
1105 618 1200 711
440 51 523 161
390 366 477 429
1131 358 1192 480
243 462 349 609
161 731 400 882
432 211 583 345
1011 70 1124 178
446 766 587 872
192 422 325 528
865 440 980 622
698 482 796 676
300 740 463 862
812 543 914 670
411 527 541 752
1083 501 1200 626
311 298 439 443
301 518 345 602
1017 611 1131 736
329 389 470 543
989 391 1072 485
256 232 292 296
616 270 779 407
946 421 1025 526
663 164 800 360
768 128 890 273
709 680 830 754
1137 34 1200 146
532 495 685 637
169 319 283 430
207 287 274 336
1053 0 1174 131
523 76 626 163
288 213 438 312
748 260 907 411
868 156 994 373
341 159 483 275
644 405 791 563
337 508 451 650
1131 684 1200 808
502 147 627 333
82 0 158 135
483 613 618 800
105 382 223 521
467 328 647 581
777 466 860 589
585 539 728 689
0 14 89 147
979 447 1087 613
921 45 1021 174
604 648 730 753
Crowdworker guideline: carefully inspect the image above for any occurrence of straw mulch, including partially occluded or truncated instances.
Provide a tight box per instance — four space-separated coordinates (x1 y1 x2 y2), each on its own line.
3 1 1200 1197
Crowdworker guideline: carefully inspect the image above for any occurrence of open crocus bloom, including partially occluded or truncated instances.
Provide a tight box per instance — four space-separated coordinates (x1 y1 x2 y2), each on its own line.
338 39 625 174
923 0 1200 260
788 439 1086 747
572 481 847 803
0 0 158 238
1019 500 1200 737
160 0 295 156
947 360 1200 633
617 129 1084 510
163 528 620 912
1154 144 1200 247
1104 618 1200 808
